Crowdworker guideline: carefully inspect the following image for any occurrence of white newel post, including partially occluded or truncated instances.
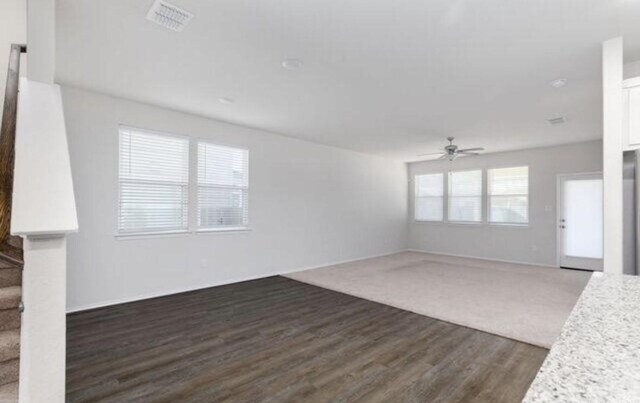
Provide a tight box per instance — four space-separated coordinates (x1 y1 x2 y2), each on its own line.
19 236 67 402
12 77 78 402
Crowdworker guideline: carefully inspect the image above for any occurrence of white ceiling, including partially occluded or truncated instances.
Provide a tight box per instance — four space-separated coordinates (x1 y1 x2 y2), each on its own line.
56 0 640 161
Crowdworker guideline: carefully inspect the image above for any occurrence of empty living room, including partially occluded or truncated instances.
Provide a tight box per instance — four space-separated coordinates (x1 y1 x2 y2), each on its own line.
1 0 640 402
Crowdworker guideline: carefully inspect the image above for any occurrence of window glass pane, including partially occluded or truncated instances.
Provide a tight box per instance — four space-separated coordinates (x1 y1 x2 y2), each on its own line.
198 188 248 228
416 197 443 221
416 174 443 197
415 174 443 221
489 166 528 224
120 130 189 183
198 142 249 229
198 143 248 187
449 196 482 222
448 170 482 222
563 179 603 258
118 128 189 234
490 195 528 224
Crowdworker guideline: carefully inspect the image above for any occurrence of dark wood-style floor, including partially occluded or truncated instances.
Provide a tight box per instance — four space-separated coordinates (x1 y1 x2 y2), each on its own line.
67 276 548 402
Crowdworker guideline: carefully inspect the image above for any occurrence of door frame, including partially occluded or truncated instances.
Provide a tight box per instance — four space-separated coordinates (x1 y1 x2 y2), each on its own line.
556 171 604 270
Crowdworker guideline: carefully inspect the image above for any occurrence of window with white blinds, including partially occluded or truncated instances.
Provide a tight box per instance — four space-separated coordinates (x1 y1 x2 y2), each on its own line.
415 173 444 221
198 142 249 230
118 127 189 234
448 170 482 222
488 166 529 224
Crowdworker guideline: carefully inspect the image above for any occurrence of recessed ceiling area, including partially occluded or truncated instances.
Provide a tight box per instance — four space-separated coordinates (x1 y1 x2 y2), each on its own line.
55 0 640 161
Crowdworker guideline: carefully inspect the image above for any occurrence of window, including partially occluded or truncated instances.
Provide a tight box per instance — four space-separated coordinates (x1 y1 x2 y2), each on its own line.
415 173 444 221
118 127 189 234
448 170 482 222
488 166 529 224
198 142 249 230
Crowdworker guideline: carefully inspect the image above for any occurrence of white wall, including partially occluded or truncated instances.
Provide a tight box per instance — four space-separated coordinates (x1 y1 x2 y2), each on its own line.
26 0 55 83
408 141 602 267
624 60 640 79
62 86 408 312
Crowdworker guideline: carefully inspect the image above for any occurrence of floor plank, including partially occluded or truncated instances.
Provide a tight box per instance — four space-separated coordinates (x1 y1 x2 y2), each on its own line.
67 276 547 402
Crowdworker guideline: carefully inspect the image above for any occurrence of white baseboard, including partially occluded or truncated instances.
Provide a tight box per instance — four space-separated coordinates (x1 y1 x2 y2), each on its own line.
285 249 408 275
406 248 559 268
66 249 408 313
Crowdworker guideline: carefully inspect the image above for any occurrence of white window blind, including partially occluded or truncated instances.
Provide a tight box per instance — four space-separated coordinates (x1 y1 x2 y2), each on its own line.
118 127 189 234
198 142 249 230
415 173 444 221
448 170 482 222
489 166 529 224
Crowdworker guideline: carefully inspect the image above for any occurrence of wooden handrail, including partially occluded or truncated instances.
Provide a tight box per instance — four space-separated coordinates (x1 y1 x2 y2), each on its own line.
0 44 27 258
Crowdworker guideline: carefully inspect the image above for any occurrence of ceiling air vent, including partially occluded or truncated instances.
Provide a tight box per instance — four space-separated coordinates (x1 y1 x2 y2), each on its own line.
547 116 566 125
146 0 193 32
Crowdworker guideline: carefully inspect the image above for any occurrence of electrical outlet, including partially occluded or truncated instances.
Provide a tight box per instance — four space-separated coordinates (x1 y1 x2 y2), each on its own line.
200 259 208 269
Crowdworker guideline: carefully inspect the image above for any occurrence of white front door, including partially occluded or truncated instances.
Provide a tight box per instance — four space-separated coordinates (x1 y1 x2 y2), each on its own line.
558 173 604 271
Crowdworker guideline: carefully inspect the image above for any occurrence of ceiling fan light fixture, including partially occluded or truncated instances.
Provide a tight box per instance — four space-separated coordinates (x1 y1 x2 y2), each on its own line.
417 136 484 162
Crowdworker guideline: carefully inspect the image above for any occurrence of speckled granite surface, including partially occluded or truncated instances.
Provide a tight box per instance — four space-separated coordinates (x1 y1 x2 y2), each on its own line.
523 273 640 402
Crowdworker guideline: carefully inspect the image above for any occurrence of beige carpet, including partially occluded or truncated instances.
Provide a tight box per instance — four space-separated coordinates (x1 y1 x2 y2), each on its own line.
285 251 592 348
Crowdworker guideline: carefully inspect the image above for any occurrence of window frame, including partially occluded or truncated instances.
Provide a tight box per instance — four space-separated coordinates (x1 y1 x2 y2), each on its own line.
414 173 445 222
487 165 530 226
447 169 483 224
115 126 252 239
196 140 250 232
116 125 191 237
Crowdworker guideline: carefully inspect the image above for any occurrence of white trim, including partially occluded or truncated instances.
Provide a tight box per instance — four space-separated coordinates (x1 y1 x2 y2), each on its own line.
115 230 190 240
447 169 483 223
66 249 408 313
487 223 530 229
118 124 191 141
196 227 252 235
116 126 190 236
444 220 483 226
196 139 250 231
623 76 640 89
406 248 558 269
413 173 445 222
602 37 624 274
487 165 530 225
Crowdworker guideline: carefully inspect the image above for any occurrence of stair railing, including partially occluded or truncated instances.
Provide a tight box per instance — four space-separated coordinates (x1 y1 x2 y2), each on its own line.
0 44 27 261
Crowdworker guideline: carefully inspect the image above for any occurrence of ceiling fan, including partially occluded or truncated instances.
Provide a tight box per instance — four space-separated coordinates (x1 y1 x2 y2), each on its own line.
418 137 485 161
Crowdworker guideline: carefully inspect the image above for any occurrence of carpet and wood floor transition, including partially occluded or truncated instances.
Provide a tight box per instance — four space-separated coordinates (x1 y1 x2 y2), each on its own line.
287 252 592 348
67 275 549 403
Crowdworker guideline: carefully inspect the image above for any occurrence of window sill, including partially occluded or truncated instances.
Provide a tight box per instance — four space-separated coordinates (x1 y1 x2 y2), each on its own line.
412 221 529 228
115 230 190 240
488 223 530 229
196 227 252 235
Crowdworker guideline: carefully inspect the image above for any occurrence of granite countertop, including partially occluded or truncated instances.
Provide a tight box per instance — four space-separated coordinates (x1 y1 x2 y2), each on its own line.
523 272 640 403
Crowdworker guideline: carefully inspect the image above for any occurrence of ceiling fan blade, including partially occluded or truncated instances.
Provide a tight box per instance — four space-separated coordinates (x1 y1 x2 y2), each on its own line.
457 147 484 152
457 152 479 156
438 154 448 160
417 152 445 157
